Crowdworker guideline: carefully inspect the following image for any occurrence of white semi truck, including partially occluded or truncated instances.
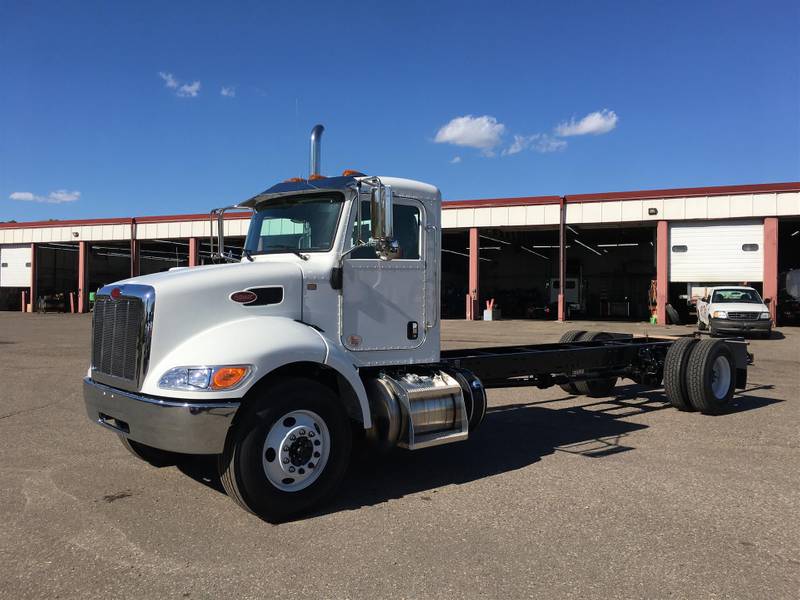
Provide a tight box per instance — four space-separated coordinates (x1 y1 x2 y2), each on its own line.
84 125 752 522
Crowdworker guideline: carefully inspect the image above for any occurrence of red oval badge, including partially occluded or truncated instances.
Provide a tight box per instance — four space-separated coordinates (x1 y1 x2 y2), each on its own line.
110 287 122 299
230 290 257 304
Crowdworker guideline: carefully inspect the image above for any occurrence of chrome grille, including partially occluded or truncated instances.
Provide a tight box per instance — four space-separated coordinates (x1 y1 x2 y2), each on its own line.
92 296 143 381
727 311 759 321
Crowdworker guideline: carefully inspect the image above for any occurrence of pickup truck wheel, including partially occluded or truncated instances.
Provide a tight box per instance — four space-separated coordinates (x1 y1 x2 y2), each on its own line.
662 337 698 411
119 435 184 467
557 330 586 395
574 331 618 397
685 339 736 414
218 377 352 523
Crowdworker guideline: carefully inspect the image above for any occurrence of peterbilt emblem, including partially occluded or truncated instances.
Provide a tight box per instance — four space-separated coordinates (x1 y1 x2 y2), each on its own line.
230 290 258 304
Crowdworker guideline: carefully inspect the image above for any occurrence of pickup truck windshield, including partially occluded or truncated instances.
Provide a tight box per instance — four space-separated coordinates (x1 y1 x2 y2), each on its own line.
244 194 343 255
711 289 763 304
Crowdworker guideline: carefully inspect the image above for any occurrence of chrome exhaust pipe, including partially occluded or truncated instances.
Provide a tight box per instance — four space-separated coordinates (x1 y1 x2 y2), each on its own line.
309 124 324 177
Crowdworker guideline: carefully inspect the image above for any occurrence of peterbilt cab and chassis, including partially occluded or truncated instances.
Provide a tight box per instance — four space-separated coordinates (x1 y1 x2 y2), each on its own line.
83 126 753 522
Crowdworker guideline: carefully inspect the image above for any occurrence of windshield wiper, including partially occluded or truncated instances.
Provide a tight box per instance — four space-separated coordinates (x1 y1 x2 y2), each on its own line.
268 245 309 260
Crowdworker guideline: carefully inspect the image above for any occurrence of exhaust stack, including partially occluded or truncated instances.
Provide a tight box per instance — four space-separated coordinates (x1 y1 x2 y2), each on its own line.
309 124 324 178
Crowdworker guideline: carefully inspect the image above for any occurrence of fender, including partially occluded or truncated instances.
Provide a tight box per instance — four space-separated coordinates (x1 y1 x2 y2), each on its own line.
141 316 372 428
318 333 372 429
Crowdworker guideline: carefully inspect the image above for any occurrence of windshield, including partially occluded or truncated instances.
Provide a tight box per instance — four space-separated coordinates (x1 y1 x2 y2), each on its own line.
244 194 344 255
711 289 763 304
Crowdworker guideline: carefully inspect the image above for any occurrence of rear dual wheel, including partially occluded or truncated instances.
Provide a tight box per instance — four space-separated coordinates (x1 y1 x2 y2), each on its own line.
664 338 736 414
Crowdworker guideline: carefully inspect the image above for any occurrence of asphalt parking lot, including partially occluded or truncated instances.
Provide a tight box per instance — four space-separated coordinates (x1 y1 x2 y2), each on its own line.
1 313 798 599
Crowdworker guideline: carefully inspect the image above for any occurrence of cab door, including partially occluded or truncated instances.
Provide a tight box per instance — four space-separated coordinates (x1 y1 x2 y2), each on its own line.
341 199 426 351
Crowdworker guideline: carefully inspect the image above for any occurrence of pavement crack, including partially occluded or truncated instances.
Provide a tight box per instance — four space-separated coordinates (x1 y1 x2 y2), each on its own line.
0 401 60 421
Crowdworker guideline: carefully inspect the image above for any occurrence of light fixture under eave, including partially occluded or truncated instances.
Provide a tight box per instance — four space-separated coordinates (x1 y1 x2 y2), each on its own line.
521 246 548 259
792 230 799 237
566 226 579 235
480 234 511 245
574 239 602 256
442 249 492 262
596 243 639 248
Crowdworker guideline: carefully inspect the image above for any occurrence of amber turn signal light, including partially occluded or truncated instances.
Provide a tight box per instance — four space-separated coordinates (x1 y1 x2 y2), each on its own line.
211 367 249 390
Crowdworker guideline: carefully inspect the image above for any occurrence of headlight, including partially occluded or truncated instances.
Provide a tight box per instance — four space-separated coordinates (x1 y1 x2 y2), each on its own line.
712 310 727 319
759 312 770 320
159 365 252 391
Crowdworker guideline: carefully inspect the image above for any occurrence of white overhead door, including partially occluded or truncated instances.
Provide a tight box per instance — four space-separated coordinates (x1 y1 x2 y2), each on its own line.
669 220 763 283
0 245 32 288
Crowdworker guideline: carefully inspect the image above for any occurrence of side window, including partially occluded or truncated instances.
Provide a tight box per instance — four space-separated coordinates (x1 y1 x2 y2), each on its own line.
351 201 422 260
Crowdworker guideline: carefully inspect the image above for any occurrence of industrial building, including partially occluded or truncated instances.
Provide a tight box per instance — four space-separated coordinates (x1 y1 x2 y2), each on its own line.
1 181 799 324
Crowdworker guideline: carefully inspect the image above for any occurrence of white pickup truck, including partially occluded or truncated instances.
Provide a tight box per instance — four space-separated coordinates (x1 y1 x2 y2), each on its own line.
696 286 772 338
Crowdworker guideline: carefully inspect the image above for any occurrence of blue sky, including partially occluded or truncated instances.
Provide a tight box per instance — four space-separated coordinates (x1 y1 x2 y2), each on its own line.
1 0 798 221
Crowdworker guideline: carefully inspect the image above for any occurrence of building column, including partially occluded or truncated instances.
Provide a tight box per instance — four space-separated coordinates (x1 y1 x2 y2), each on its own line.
656 220 669 325
78 241 89 313
763 217 778 321
188 237 199 267
130 219 140 277
467 227 480 320
29 242 37 312
557 198 566 321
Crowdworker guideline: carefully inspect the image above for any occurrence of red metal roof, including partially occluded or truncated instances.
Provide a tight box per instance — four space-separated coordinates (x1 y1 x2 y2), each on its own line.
2 182 797 229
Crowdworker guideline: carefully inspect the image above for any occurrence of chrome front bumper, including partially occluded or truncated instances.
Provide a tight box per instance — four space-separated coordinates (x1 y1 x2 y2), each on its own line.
83 378 239 454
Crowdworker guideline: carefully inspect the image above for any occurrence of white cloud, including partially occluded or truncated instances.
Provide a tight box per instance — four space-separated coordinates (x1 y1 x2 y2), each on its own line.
555 109 618 136
450 156 462 164
10 189 81 204
177 81 201 97
158 72 201 97
158 71 178 89
434 115 505 151
503 133 567 155
220 86 236 98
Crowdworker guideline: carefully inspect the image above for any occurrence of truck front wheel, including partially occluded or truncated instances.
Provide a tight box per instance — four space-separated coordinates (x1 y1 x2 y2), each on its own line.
218 377 352 522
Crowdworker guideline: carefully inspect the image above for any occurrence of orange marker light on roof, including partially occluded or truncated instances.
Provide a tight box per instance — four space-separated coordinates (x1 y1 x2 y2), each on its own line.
284 177 304 183
342 169 365 177
309 174 326 180
211 366 249 390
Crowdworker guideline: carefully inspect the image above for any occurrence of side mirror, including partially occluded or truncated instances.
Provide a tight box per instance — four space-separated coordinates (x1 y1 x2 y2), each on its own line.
370 184 399 260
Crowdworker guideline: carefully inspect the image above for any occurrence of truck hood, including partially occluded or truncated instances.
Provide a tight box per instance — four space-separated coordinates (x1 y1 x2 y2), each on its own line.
114 261 304 377
710 302 768 313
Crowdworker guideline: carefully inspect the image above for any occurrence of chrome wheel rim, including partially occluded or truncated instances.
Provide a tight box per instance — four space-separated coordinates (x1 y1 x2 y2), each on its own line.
262 410 330 492
710 355 732 399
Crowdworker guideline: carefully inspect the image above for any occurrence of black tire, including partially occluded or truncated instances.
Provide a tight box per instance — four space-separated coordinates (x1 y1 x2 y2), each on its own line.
666 304 682 325
685 339 736 414
558 330 586 394
662 337 698 411
574 331 618 397
119 435 185 467
218 377 352 522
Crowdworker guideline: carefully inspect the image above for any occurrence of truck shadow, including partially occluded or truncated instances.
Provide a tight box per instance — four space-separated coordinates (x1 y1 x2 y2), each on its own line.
176 384 782 518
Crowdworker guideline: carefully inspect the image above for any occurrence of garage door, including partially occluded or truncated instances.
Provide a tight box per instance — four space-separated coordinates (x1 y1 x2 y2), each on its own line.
0 245 32 287
669 220 763 283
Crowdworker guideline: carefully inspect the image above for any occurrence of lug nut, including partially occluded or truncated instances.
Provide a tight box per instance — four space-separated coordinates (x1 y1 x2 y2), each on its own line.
282 457 289 464
314 440 321 446
313 451 320 458
308 462 315 469
283 446 289 452
308 432 315 438
289 434 296 441
299 429 305 435
289 467 295 473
